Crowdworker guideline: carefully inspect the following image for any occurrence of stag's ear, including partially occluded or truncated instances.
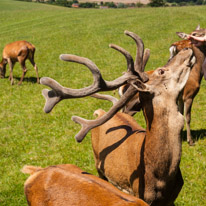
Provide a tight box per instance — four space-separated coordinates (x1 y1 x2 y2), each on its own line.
129 79 152 93
176 32 189 40
195 24 200 30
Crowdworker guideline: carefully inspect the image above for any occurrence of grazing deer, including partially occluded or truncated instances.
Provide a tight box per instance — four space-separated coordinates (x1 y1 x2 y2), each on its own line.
22 164 149 206
40 31 195 206
119 26 206 146
0 40 40 85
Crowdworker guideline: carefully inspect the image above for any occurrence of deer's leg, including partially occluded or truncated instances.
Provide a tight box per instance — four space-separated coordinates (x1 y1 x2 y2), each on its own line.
18 58 27 85
8 59 14 85
29 56 40 84
184 98 195 146
17 48 30 85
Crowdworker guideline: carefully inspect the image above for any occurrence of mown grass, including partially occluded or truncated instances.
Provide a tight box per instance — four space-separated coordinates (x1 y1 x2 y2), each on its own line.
0 0 205 205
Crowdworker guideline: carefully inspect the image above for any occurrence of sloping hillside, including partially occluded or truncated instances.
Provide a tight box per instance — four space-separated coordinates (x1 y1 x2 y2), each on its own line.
78 0 150 4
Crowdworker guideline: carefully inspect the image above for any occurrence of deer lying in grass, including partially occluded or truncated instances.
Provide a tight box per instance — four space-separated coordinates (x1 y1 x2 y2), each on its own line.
0 40 40 85
119 26 206 146
22 164 149 206
40 31 195 206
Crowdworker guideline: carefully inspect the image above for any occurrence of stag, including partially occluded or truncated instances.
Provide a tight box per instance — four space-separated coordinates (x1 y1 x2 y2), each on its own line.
119 26 206 146
22 164 149 206
0 40 39 85
40 31 195 206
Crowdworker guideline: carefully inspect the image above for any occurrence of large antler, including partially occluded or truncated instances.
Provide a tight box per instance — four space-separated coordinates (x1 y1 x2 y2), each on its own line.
41 31 149 142
41 52 136 113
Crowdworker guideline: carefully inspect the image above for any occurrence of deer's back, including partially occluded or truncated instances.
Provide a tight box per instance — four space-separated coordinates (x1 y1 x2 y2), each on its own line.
24 164 146 206
3 40 35 59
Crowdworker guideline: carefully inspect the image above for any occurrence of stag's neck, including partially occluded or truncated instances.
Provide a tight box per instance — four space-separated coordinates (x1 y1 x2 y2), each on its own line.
143 98 184 176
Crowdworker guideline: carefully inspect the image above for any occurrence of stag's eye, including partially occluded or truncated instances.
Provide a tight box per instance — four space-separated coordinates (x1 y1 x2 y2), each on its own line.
191 32 204 37
158 68 165 75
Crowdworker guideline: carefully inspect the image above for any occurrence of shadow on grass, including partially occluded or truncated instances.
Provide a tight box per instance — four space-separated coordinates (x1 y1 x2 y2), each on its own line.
4 76 40 84
15 76 39 83
181 129 206 142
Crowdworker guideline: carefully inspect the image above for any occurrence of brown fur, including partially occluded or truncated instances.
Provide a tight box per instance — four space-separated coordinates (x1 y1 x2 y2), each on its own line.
22 164 149 206
0 40 39 85
170 27 206 145
170 39 192 54
91 49 195 206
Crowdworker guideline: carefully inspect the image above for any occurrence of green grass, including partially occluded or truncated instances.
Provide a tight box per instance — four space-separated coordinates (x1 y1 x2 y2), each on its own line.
0 0 205 205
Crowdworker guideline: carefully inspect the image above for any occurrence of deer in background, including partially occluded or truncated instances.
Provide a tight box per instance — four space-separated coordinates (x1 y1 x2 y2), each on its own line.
0 40 40 85
119 26 206 146
171 26 206 145
40 31 195 206
22 164 149 206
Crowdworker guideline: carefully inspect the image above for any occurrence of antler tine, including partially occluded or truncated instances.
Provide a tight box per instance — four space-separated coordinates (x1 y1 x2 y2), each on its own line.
72 85 138 142
124 31 144 71
60 55 102 82
41 54 137 113
142 48 150 69
109 44 135 74
90 93 118 105
124 31 149 83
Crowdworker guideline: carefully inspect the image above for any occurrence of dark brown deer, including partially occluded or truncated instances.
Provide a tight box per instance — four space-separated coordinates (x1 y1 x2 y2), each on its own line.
22 164 149 206
173 26 206 145
0 40 39 85
119 26 206 146
40 31 195 206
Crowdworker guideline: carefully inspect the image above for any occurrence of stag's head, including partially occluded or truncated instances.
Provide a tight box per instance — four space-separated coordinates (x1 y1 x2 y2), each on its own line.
40 31 195 142
147 48 194 94
128 48 195 120
120 47 195 115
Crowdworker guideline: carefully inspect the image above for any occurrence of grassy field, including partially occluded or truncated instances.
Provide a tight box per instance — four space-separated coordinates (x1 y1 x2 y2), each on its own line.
0 0 205 205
